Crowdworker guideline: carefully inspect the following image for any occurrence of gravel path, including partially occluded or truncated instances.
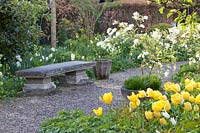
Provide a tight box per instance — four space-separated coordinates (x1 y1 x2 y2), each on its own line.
0 62 185 133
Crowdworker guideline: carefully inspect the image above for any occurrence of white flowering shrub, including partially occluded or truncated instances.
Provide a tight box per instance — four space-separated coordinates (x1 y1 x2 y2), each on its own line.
96 12 148 66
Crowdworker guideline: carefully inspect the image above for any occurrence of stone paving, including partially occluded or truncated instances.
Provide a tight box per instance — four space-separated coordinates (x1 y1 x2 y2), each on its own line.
0 62 185 133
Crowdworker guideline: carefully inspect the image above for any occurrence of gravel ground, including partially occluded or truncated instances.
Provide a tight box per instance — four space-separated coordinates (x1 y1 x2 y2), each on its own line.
0 62 185 133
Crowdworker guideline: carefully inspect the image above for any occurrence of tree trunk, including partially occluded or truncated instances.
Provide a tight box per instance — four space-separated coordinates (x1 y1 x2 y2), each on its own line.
51 0 56 48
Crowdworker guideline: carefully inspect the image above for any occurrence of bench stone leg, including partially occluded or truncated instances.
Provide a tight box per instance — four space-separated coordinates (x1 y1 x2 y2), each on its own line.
23 77 56 95
62 70 90 85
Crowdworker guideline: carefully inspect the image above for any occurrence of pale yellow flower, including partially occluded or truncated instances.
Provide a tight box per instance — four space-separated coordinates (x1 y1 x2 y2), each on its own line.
181 91 190 100
194 104 199 112
129 100 140 110
145 111 153 121
152 100 165 112
160 117 167 125
99 92 113 105
185 78 191 85
188 95 196 103
154 111 161 118
164 100 171 111
171 93 183 105
164 82 172 92
171 83 180 93
93 107 103 116
137 90 146 98
146 88 154 97
184 102 192 111
185 84 194 91
152 90 162 100
195 94 200 104
127 92 138 102
158 95 167 101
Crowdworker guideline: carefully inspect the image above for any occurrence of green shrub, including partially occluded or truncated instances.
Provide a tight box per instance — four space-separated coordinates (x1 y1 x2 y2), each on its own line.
124 75 162 90
147 23 173 33
143 75 162 90
0 76 24 99
0 0 48 63
124 75 146 90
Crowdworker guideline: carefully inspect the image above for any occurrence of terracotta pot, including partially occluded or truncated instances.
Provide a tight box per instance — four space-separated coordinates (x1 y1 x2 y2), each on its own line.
93 59 112 80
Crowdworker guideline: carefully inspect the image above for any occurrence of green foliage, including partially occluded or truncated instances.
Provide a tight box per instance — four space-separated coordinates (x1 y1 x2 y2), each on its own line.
124 75 162 90
0 0 48 62
172 63 200 83
147 23 173 33
0 76 24 99
40 109 143 133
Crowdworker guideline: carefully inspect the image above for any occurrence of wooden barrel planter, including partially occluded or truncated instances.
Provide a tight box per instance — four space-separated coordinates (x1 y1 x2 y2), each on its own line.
94 59 112 79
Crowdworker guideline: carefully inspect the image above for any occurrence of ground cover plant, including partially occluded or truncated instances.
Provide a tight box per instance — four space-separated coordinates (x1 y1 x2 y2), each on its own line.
40 79 200 132
173 63 200 83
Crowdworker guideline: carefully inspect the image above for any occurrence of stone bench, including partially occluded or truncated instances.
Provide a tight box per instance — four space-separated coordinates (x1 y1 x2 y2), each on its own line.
16 61 96 95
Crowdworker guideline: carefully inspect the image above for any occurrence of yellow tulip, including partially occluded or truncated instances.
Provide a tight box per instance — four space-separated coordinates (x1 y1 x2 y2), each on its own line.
93 107 103 116
185 78 191 85
171 93 183 105
158 95 167 101
99 92 113 105
145 111 153 121
194 104 199 112
188 96 196 103
129 100 140 110
152 100 165 112
160 117 167 125
195 94 200 104
184 102 192 111
197 82 200 88
127 92 138 102
164 82 172 92
185 84 194 91
147 88 154 97
152 91 162 100
154 111 161 118
181 91 190 100
171 83 180 93
137 90 146 98
164 100 171 111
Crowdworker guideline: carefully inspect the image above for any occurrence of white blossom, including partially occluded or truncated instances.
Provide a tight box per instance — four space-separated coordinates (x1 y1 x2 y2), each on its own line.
162 111 170 119
132 12 140 20
151 29 162 40
16 61 21 67
133 39 139 45
49 53 53 58
71 53 75 61
16 55 22 62
107 28 112 34
170 117 177 125
108 28 117 36
51 47 56 52
0 72 2 77
112 20 119 25
144 16 148 20
139 24 145 28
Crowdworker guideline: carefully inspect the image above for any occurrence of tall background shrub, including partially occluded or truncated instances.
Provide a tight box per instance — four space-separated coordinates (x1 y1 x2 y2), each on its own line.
0 0 48 62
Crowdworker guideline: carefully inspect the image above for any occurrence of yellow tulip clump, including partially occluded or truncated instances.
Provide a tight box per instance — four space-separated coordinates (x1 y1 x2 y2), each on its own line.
93 78 200 129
